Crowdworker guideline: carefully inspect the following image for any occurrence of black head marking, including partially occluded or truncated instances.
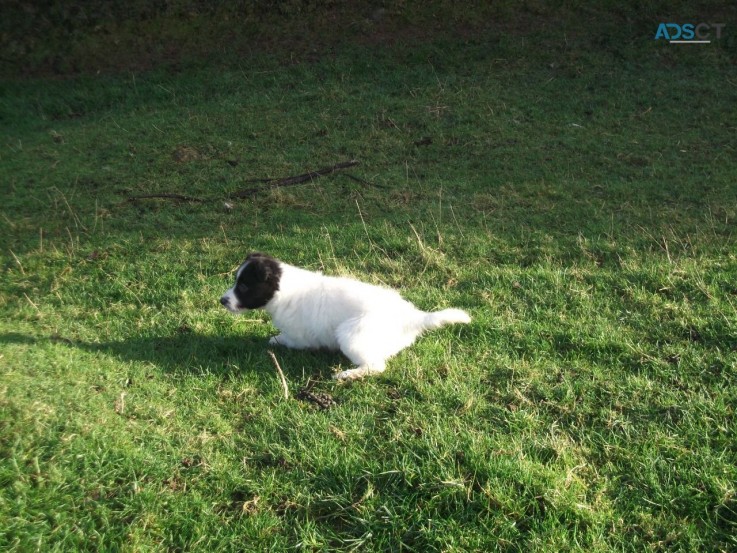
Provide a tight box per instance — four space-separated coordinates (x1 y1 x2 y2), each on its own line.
233 252 282 309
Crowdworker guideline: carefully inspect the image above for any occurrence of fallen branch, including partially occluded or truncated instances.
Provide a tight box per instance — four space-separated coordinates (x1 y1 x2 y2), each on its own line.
267 350 290 400
127 193 205 203
230 160 360 199
342 173 388 189
123 160 365 204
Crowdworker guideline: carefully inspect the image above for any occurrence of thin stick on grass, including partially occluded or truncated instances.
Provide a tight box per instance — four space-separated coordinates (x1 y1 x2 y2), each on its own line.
267 350 289 400
115 392 126 415
9 250 25 275
124 160 362 203
341 173 388 189
127 193 205 203
23 293 41 313
230 160 359 199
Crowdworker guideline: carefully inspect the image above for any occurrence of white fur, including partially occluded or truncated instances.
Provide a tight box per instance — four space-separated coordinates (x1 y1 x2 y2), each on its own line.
225 260 471 380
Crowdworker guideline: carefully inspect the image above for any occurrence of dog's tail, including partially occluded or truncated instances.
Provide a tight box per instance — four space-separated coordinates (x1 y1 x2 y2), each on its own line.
421 308 471 330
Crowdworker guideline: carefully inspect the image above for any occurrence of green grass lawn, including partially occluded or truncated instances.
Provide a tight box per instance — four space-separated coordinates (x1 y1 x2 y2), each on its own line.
1 8 736 552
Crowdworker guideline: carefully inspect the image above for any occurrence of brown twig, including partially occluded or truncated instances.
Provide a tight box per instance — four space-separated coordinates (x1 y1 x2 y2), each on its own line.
123 160 364 204
127 193 205 203
230 160 360 199
342 173 388 189
267 350 289 400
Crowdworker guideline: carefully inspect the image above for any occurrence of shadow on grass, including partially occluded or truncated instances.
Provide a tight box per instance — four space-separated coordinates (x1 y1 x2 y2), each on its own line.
0 331 342 380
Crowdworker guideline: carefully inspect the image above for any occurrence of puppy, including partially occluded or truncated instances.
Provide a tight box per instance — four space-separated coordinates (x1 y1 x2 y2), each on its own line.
220 253 471 380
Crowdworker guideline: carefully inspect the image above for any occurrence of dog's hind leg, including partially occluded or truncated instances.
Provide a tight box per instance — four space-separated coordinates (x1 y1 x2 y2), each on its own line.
333 362 386 381
333 317 403 380
333 340 388 380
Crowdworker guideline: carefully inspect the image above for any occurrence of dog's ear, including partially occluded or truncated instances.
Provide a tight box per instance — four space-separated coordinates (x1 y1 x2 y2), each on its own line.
255 258 272 281
244 253 278 283
244 252 264 266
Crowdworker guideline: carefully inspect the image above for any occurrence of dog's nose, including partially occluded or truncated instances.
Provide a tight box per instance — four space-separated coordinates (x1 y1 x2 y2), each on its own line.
220 296 228 306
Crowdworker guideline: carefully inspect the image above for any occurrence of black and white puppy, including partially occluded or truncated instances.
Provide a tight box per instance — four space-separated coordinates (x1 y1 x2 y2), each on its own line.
220 253 471 380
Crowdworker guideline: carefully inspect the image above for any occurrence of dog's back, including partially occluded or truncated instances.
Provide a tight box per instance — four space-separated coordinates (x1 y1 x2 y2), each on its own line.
266 264 418 350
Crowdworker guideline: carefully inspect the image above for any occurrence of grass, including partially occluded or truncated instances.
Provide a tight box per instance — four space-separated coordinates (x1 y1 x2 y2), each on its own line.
1 7 737 551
